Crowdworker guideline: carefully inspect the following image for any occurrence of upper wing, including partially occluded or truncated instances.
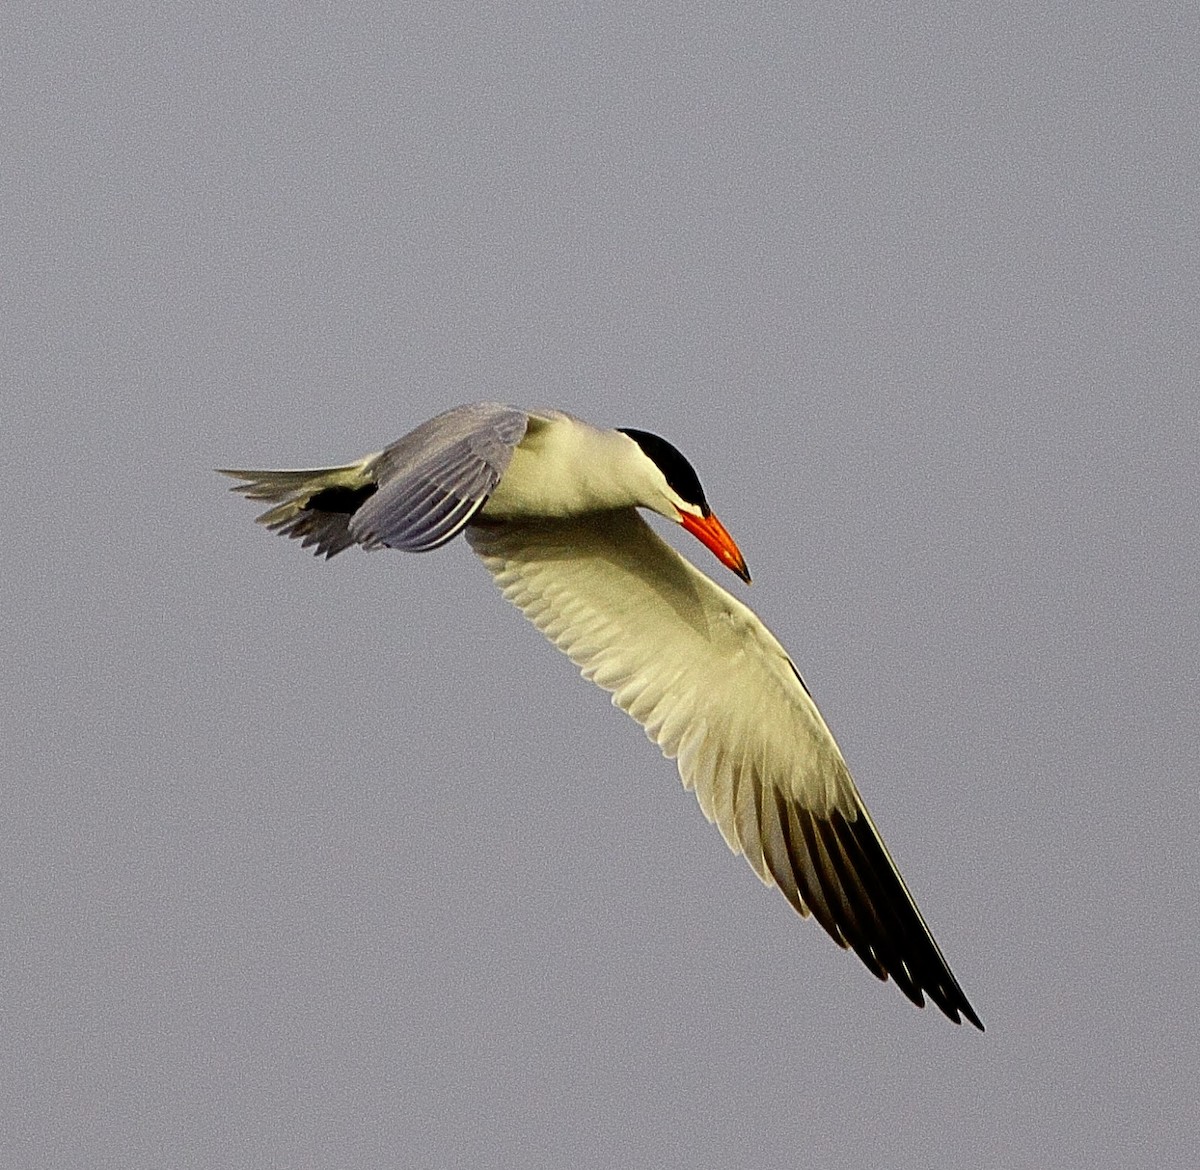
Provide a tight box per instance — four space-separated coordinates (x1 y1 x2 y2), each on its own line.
349 403 529 553
466 508 982 1028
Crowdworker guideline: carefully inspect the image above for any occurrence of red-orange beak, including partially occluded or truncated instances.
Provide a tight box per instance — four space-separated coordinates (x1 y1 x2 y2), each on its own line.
679 510 751 583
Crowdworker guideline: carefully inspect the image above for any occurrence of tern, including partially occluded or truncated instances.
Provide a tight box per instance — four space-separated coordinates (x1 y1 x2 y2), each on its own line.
221 402 982 1029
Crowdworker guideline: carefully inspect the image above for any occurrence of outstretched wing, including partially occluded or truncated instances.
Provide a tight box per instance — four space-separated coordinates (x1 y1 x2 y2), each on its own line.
349 403 529 553
467 508 982 1029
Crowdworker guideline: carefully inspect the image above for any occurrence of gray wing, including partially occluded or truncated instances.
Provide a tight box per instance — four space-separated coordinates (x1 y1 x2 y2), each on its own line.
350 403 529 553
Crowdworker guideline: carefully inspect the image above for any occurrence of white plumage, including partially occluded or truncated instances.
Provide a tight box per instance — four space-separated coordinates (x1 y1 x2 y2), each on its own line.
221 403 982 1029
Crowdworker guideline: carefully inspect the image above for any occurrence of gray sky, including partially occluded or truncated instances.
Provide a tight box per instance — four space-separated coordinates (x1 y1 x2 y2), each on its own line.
7 3 1199 1167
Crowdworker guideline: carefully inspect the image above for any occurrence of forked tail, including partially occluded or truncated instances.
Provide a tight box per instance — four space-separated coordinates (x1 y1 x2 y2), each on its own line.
217 457 380 558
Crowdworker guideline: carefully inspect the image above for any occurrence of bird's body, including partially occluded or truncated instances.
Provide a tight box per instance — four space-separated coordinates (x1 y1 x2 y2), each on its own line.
485 410 646 517
221 403 982 1029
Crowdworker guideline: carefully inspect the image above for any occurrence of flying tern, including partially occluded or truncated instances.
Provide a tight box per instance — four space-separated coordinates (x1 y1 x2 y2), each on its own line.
221 402 982 1029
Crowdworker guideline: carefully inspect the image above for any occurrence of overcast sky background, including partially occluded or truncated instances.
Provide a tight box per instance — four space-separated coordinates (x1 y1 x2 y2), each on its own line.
7 3 1199 1167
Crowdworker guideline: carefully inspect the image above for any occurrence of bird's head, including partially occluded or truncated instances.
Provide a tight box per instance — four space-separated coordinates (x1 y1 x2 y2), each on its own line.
618 427 751 583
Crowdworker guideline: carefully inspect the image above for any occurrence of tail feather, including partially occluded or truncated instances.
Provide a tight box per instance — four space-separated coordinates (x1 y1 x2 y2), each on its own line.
218 457 381 558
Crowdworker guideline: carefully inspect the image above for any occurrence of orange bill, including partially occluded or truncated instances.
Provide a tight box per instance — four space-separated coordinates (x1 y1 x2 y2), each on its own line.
680 511 751 583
